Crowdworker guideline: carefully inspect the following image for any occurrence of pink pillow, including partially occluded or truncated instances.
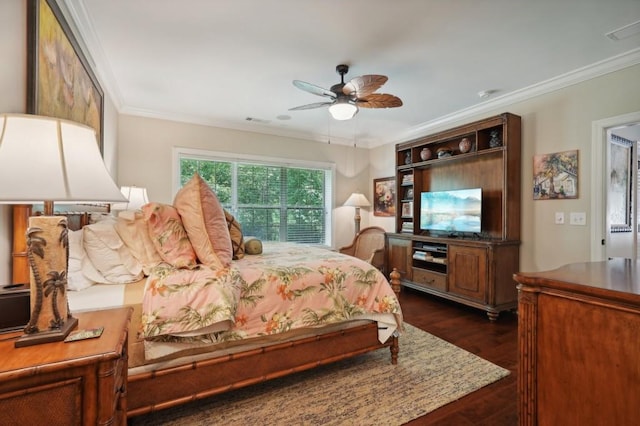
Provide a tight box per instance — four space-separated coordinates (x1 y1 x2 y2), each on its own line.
142 202 197 269
174 174 232 268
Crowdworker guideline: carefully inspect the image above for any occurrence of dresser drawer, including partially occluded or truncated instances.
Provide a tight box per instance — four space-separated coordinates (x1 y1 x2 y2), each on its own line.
411 268 447 291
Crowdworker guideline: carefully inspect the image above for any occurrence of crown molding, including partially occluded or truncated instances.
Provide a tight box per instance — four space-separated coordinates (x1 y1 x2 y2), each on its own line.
63 0 640 149
386 48 640 147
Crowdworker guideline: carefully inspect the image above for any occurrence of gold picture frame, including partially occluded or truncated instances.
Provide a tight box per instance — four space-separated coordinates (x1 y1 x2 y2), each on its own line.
27 0 104 154
373 176 396 217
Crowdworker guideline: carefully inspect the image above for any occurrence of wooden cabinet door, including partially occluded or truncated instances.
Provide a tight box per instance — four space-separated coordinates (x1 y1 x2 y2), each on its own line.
448 244 487 302
386 236 412 281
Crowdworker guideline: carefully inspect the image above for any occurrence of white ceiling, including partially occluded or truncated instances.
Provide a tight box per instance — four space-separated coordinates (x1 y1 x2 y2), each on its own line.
63 0 640 147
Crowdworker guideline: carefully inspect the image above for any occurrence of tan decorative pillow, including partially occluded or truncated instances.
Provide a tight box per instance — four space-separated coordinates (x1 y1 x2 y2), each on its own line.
224 209 245 259
142 202 197 269
174 174 232 268
115 210 163 274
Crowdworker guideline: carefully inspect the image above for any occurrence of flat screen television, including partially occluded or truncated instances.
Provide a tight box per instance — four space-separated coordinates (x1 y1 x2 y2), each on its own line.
420 188 482 234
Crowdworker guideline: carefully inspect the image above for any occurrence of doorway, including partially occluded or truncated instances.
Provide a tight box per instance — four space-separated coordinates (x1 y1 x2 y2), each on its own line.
591 112 640 261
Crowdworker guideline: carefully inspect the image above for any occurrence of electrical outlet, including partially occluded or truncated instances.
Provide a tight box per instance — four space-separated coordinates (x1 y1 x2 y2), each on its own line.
555 212 565 224
570 212 586 226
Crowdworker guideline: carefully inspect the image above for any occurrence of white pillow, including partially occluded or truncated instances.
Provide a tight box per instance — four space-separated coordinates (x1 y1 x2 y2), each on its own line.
67 229 98 291
83 219 144 284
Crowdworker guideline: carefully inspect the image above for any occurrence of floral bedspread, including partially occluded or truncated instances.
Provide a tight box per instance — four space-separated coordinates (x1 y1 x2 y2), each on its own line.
141 242 402 361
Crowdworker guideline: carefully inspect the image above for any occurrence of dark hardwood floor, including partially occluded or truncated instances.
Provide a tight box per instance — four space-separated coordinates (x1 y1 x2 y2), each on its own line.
399 287 518 426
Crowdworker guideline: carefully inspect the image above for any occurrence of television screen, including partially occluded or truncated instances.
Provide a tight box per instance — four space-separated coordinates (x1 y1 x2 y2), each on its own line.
420 188 482 234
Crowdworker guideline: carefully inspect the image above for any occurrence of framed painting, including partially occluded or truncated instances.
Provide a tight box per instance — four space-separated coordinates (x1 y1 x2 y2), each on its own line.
373 176 396 217
532 150 578 200
608 135 633 232
27 0 104 154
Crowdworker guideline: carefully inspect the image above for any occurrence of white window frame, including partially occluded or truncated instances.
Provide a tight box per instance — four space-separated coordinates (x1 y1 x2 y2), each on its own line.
173 147 335 247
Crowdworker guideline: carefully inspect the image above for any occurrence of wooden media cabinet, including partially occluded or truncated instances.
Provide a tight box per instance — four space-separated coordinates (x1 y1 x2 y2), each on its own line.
386 113 521 320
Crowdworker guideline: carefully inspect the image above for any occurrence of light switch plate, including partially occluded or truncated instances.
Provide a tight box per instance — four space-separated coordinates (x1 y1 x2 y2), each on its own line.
555 212 565 224
570 212 586 226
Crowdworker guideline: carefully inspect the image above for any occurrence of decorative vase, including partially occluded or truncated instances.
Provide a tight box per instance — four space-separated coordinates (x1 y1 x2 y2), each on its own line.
489 130 502 148
459 138 472 154
404 151 411 165
420 147 432 161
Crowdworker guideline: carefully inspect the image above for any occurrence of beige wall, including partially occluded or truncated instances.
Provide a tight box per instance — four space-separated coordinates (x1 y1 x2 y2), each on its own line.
0 1 119 283
0 0 27 284
117 115 371 249
120 63 640 271
371 64 640 272
1 0 639 283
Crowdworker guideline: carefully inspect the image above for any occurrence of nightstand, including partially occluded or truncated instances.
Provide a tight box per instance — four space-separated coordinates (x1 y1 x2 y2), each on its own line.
0 307 131 425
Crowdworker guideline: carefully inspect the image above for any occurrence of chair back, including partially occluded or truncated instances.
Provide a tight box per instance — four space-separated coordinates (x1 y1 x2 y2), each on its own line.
353 227 385 262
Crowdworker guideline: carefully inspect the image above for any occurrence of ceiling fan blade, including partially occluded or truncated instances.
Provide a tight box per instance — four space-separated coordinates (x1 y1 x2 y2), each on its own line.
356 94 403 109
343 75 388 97
292 80 336 99
289 101 335 111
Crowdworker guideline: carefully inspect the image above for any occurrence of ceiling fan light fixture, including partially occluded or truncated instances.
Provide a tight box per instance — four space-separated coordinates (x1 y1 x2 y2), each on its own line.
329 100 358 121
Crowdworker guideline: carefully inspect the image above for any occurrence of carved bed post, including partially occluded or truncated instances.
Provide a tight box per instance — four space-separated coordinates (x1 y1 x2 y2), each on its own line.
389 268 401 296
388 268 401 365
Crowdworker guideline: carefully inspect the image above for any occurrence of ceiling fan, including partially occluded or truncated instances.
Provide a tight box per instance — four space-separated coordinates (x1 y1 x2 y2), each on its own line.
289 64 403 121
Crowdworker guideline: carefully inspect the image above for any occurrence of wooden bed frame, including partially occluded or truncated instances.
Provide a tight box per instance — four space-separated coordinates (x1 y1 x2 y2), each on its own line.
11 205 401 417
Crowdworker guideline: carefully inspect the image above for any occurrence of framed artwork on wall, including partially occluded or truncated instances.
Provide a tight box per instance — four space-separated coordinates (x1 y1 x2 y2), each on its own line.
609 135 633 233
532 149 578 200
373 176 396 217
27 0 104 154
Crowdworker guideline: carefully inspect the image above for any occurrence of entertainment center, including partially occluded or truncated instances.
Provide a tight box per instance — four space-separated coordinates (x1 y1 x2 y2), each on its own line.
386 113 521 320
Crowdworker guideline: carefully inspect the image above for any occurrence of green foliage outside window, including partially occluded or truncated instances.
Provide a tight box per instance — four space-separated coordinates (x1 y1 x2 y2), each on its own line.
180 157 329 244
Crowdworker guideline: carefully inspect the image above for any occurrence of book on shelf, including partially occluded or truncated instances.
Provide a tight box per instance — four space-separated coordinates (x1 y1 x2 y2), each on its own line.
402 174 414 185
401 222 413 233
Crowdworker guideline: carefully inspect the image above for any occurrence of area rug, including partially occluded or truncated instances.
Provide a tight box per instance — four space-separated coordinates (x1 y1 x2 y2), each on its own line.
129 324 510 426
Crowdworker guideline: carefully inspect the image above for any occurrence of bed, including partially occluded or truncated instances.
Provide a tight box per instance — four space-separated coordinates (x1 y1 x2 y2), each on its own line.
11 197 403 417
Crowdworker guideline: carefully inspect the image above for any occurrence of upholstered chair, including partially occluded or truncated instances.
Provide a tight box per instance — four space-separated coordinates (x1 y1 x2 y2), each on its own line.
339 226 386 272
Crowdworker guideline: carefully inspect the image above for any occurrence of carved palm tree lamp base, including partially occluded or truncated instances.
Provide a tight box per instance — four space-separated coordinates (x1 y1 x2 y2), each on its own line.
15 216 78 348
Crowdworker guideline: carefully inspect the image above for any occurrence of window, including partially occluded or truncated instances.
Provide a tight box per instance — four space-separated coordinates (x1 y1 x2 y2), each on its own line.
175 148 334 246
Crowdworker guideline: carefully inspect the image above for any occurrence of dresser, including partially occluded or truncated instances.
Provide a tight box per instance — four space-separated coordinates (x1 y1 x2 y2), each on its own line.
514 259 640 426
0 307 131 425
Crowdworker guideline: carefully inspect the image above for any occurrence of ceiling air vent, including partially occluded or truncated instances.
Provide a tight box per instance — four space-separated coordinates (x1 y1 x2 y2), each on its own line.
245 117 270 124
605 20 640 41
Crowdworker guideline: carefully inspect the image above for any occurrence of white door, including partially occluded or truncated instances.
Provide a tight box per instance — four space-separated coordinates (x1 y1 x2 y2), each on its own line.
591 112 640 261
606 126 639 259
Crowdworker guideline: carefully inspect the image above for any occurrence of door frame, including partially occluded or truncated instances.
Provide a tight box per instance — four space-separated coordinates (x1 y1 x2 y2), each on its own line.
591 111 640 261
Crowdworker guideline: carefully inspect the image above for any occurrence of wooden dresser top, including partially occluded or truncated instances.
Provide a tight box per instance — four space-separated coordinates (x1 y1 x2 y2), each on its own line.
514 258 640 304
0 307 131 380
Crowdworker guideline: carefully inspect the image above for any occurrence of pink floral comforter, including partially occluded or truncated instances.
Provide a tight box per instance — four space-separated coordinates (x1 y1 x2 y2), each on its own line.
141 243 402 361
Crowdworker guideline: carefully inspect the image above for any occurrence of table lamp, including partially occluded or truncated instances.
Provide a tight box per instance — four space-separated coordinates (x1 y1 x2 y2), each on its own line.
0 114 126 347
343 192 371 235
111 185 149 211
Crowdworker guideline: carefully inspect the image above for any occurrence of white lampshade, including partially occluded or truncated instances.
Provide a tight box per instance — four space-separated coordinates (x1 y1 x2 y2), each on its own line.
0 114 126 204
111 186 149 211
344 192 371 208
329 100 358 121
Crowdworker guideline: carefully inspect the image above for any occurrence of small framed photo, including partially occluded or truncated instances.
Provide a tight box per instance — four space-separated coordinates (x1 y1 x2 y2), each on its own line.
401 201 413 218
